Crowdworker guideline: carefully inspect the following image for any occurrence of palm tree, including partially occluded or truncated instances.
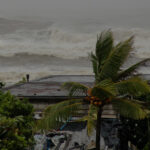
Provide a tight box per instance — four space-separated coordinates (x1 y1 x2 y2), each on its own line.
38 30 150 150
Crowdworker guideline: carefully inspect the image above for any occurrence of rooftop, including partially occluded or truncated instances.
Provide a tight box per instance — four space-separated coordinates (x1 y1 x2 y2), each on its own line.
3 74 150 98
3 75 94 98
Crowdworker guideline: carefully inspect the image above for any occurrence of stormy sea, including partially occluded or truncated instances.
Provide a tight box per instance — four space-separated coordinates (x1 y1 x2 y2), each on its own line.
0 17 150 84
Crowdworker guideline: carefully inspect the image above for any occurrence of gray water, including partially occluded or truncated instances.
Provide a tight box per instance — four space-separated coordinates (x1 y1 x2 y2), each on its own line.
0 0 150 83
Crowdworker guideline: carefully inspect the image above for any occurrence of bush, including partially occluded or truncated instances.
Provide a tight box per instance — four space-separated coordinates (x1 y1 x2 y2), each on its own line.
0 91 34 150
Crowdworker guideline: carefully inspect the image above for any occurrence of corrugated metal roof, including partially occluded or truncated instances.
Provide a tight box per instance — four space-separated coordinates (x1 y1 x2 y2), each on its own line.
3 75 94 97
3 74 150 97
35 75 95 83
3 75 118 118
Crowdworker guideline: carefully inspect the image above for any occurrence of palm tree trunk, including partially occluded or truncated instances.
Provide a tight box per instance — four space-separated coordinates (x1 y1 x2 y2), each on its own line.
96 106 103 150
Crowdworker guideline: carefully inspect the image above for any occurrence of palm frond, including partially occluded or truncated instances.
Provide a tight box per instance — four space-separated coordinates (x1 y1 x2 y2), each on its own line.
37 99 83 130
112 98 149 119
62 82 88 97
117 58 150 80
78 104 97 136
99 36 134 81
96 79 118 96
115 77 150 97
90 52 98 78
95 30 114 69
91 82 117 100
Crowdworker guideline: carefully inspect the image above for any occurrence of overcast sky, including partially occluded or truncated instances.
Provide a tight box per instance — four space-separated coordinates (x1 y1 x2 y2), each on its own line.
0 0 150 19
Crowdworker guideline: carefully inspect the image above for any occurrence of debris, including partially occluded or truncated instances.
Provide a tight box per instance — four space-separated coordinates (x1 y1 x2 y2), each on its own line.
87 140 96 150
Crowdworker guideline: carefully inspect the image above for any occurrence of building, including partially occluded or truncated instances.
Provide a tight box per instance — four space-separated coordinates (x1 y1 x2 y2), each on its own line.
5 75 145 149
3 75 117 119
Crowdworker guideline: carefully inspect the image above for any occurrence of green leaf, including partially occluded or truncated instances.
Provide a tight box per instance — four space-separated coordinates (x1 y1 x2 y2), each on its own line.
91 80 117 99
115 77 150 97
112 98 149 119
37 99 83 130
90 52 98 78
78 104 97 136
95 30 114 68
96 79 118 95
99 36 134 81
117 58 150 80
62 82 88 97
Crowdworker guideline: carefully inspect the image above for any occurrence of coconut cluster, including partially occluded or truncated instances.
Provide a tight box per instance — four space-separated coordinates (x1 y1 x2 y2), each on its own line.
85 96 102 106
84 88 111 106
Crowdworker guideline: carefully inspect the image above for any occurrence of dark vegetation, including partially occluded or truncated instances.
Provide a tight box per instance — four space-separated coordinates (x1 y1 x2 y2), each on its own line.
0 92 34 150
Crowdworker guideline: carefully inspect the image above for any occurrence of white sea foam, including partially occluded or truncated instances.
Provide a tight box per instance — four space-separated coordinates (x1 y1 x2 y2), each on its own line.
0 18 150 83
0 27 96 59
0 27 150 59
